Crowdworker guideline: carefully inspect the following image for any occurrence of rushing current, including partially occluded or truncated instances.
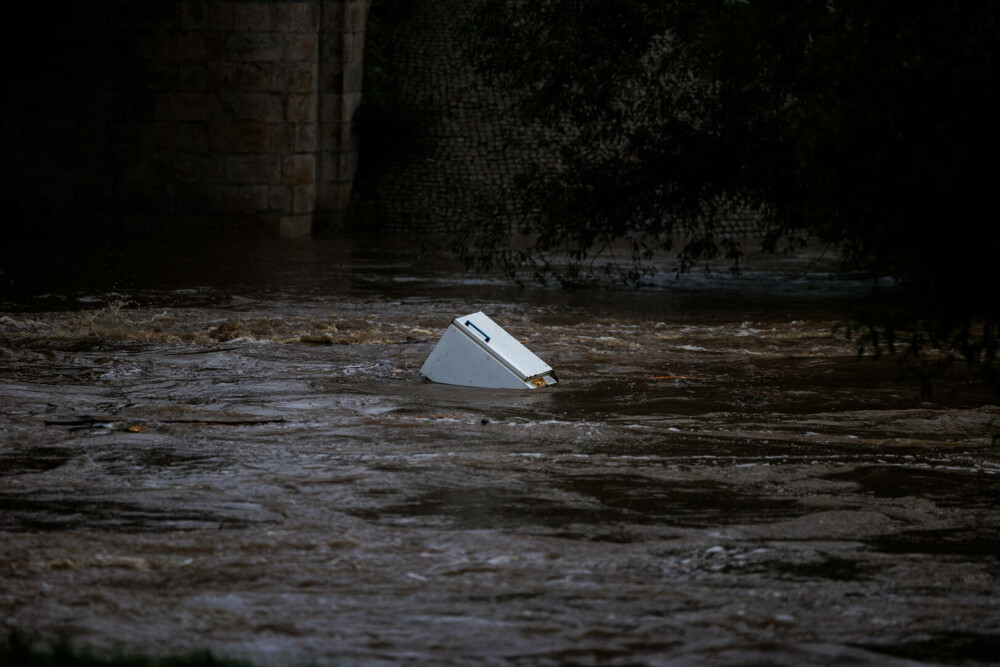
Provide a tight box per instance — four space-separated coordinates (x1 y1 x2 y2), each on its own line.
1 238 998 665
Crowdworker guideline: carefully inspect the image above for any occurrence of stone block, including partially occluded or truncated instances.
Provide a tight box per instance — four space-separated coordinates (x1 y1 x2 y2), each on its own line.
284 33 318 63
264 63 316 93
340 93 361 123
295 123 317 152
272 3 320 32
209 2 233 31
219 92 285 122
269 185 292 212
285 94 316 123
344 149 359 179
292 184 315 214
345 62 364 94
319 33 344 64
233 3 273 31
319 69 344 95
156 92 219 122
347 1 369 32
318 93 342 123
321 1 345 32
227 32 284 62
269 124 295 153
316 152 338 183
342 32 361 64
283 155 315 184
209 63 267 93
226 155 281 184
296 63 319 94
319 121 350 150
209 123 270 153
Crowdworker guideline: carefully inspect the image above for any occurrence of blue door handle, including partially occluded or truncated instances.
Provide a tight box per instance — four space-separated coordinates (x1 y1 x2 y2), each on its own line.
464 320 490 343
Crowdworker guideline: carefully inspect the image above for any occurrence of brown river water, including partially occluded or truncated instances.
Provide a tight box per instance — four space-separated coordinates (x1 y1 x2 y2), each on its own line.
1 238 999 665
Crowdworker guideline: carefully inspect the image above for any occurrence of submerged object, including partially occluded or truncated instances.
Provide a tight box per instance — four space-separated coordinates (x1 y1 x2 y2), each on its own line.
420 311 557 389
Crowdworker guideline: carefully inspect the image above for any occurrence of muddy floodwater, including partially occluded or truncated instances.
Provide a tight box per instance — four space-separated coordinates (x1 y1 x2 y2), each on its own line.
2 239 999 665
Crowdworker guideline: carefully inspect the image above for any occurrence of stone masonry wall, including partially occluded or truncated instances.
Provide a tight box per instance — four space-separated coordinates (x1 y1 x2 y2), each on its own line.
349 0 533 233
3 0 368 240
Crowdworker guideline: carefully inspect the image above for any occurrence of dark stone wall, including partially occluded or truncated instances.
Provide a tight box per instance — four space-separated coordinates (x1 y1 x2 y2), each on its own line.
3 0 368 241
348 0 536 233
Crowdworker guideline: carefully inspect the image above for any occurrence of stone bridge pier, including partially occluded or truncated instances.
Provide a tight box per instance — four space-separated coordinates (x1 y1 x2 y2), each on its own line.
3 0 370 239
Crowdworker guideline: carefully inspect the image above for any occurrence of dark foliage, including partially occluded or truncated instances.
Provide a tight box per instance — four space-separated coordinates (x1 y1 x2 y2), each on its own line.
448 0 999 388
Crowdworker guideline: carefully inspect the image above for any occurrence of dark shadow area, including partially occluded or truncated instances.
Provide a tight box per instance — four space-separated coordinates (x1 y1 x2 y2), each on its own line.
351 475 801 535
866 528 1000 559
0 494 261 533
0 631 254 667
0 447 80 475
822 466 1000 509
858 633 1000 665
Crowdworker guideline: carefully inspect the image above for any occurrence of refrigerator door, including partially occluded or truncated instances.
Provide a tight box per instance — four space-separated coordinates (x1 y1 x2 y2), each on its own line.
420 312 557 389
452 312 552 381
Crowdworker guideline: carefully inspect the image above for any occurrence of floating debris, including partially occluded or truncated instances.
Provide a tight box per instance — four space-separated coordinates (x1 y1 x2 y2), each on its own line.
421 312 557 389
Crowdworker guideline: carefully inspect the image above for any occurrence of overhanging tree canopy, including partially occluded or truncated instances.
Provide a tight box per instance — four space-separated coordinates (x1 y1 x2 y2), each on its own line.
449 0 998 386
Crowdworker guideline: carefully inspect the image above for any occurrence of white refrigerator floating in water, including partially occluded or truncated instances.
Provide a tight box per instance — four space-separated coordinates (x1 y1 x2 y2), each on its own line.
420 312 558 389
